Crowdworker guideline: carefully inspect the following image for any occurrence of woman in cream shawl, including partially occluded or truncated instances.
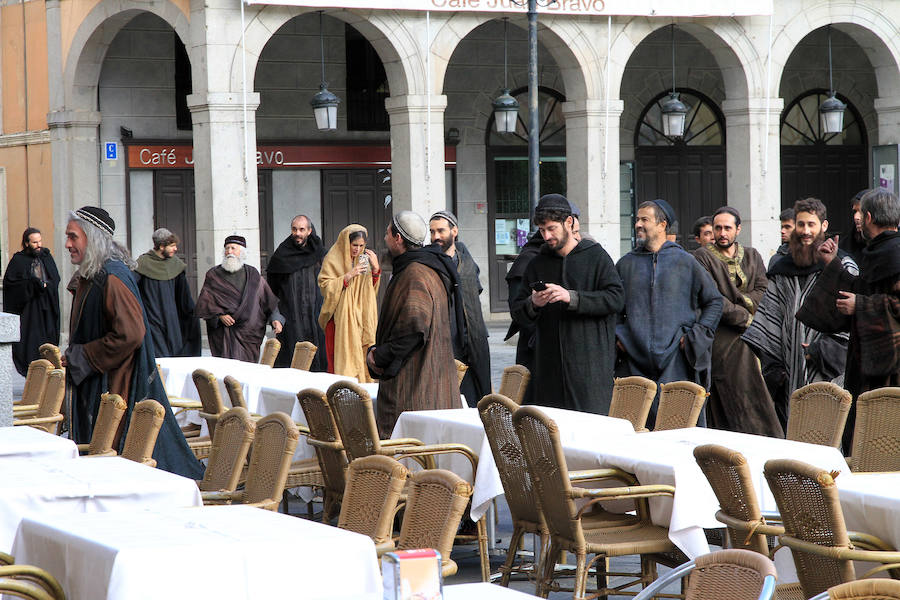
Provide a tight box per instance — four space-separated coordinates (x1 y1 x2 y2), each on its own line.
318 224 381 382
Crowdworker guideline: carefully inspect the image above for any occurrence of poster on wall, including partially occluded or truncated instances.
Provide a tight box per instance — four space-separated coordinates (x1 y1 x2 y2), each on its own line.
873 145 900 196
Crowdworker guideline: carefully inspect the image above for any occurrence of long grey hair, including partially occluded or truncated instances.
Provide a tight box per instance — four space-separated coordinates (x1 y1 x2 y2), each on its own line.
69 212 136 280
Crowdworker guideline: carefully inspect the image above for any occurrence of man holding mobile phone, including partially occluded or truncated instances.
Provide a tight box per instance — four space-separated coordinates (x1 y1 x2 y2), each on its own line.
510 194 624 413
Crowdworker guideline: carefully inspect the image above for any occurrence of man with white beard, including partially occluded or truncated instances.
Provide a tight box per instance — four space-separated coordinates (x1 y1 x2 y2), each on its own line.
195 235 283 362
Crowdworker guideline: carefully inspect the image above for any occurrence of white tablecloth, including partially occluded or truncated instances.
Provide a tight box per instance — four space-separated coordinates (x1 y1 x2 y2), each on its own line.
391 406 636 521
563 427 850 559
0 456 202 552
838 472 900 551
12 505 382 600
443 583 538 599
0 426 78 461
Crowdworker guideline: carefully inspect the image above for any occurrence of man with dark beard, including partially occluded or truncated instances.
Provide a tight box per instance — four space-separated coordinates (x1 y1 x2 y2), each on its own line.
429 210 490 406
694 207 783 437
195 235 283 362
266 215 327 369
3 227 60 376
798 187 900 451
134 228 201 357
742 198 857 430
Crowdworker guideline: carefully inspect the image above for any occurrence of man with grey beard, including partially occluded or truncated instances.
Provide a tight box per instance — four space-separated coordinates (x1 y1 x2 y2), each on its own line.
195 235 283 362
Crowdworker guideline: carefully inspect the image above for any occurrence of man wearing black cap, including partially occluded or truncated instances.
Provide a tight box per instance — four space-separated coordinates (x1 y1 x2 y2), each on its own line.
616 200 723 426
429 210 490 405
195 235 283 362
63 206 204 479
510 194 624 413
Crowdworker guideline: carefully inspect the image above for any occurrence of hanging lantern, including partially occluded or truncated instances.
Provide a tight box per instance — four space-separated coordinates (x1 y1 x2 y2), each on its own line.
661 92 689 139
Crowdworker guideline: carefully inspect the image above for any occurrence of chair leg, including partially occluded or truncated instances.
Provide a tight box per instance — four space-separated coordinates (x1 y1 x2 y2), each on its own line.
500 526 526 587
476 515 490 582
640 555 658 592
595 555 610 600
573 551 588 600
538 541 559 599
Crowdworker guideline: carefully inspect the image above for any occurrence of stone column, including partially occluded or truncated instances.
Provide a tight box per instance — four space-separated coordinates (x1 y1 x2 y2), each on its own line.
385 94 448 219
187 92 262 288
0 313 20 426
722 97 784 260
563 99 623 260
875 96 900 155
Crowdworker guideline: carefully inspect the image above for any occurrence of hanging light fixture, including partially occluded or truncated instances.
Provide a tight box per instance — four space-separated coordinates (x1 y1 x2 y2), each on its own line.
310 11 340 131
819 25 846 135
660 24 689 139
492 18 520 134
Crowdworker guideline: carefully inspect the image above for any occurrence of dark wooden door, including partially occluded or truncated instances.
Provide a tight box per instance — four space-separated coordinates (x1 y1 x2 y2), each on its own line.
634 146 727 250
153 170 197 295
781 145 867 238
258 170 274 275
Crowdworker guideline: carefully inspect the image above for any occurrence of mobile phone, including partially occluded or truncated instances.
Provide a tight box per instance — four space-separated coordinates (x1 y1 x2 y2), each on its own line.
530 281 547 291
358 253 370 271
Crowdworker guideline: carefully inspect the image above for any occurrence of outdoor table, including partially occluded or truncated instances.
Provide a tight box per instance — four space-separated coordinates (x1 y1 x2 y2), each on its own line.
443 582 538 598
0 426 78 461
563 426 850 559
0 456 202 552
390 406 636 522
838 472 900 552
12 505 381 600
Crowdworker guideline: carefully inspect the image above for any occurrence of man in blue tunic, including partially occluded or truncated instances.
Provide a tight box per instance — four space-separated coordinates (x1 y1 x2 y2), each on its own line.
616 199 723 426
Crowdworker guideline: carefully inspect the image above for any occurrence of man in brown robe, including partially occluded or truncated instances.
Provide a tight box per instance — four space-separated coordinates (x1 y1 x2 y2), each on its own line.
366 211 461 437
195 235 283 362
694 207 783 437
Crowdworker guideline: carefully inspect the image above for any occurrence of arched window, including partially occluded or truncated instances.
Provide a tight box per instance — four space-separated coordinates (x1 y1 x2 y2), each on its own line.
780 90 864 146
635 89 725 147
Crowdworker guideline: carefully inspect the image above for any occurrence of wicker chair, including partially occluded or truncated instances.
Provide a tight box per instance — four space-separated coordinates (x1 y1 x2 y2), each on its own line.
455 359 469 385
338 455 409 551
633 549 777 600
121 399 165 467
850 387 900 472
38 343 63 369
259 337 281 367
327 380 489 581
655 381 708 431
297 388 348 522
156 364 202 413
389 468 474 577
192 368 227 438
78 393 127 456
0 565 66 600
223 375 247 409
512 406 678 599
498 365 531 406
609 376 657 432
13 359 53 410
13 369 65 434
202 412 299 510
764 459 900 598
786 382 852 447
809 579 900 600
0 552 13 566
290 341 318 371
198 407 256 494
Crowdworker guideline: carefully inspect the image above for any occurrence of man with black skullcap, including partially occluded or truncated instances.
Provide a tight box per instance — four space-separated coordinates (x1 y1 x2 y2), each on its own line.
616 199 723 426
195 235 283 362
63 206 203 478
429 210 490 405
366 211 461 436
510 194 625 413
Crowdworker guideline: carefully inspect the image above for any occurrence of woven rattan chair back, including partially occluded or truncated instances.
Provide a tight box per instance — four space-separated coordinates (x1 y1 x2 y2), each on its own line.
821 579 900 599
0 565 66 600
327 380 381 462
655 381 707 431
397 468 473 576
512 406 587 548
20 359 53 406
498 365 531 405
787 382 852 447
38 344 64 370
338 455 409 545
477 394 543 528
243 412 299 509
259 338 281 367
455 359 468 385
298 388 348 518
684 549 778 600
33 369 66 434
851 387 900 472
693 444 769 555
87 393 128 455
121 399 165 467
223 376 247 409
192 368 225 438
763 458 854 598
609 376 657 431
290 341 318 371
199 407 256 492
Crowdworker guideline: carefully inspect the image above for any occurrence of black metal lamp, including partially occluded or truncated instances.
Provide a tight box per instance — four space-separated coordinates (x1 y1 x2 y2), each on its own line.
660 24 689 139
310 11 340 131
492 18 520 134
819 26 846 135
